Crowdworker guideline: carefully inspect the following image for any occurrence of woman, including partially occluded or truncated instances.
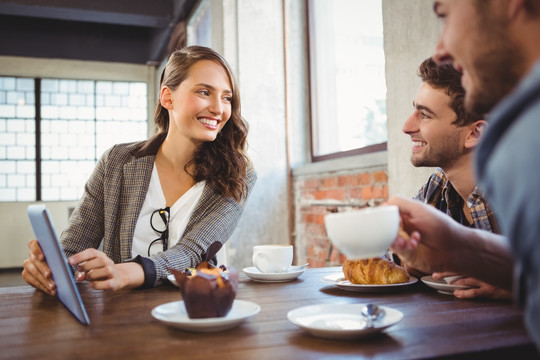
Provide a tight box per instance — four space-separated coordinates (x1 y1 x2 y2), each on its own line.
22 46 255 294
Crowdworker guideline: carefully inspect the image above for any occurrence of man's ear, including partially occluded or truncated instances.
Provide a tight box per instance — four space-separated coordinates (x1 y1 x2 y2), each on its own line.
160 86 173 109
464 120 487 149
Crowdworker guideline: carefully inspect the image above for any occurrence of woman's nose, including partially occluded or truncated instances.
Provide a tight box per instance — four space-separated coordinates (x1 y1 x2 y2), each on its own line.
208 97 223 115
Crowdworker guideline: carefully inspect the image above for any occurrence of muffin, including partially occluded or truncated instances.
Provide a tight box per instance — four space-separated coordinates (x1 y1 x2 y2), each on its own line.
170 262 239 319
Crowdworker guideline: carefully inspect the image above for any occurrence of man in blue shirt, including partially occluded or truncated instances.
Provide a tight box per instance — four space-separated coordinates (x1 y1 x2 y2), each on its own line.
389 0 540 350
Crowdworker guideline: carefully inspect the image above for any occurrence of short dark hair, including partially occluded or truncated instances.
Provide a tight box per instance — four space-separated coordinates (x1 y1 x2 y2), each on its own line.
417 57 482 127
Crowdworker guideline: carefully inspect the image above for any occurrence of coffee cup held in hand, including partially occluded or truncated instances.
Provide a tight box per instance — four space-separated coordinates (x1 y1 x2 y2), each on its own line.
324 205 400 260
252 244 293 273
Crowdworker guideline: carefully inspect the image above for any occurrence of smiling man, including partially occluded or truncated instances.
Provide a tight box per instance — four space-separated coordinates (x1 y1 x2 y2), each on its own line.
388 0 540 350
402 58 510 300
405 58 494 232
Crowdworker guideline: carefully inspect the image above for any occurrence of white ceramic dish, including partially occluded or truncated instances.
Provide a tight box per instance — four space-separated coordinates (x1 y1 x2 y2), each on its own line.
421 275 472 295
151 300 260 332
287 303 403 340
321 272 418 292
443 275 466 284
242 266 306 283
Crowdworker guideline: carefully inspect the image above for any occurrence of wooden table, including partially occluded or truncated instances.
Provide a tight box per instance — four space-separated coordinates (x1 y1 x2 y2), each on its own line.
1 267 538 360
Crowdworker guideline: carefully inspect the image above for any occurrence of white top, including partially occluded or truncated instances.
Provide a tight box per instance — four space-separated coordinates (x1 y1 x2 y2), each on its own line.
131 164 205 257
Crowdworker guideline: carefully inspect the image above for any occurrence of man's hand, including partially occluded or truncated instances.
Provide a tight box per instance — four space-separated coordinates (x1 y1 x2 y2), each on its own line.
432 272 512 300
388 196 461 275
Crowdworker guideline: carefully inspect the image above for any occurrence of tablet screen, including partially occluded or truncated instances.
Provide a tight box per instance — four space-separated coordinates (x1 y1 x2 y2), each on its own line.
27 205 90 325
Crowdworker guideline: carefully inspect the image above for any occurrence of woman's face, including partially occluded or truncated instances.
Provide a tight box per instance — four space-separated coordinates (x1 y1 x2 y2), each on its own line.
162 59 232 146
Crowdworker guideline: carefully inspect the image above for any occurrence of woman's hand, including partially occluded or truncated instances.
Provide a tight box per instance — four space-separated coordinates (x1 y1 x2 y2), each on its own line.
68 249 144 291
22 240 56 296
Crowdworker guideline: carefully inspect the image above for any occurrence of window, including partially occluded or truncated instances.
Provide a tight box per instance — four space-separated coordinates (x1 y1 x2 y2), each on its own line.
0 76 148 202
308 0 387 160
187 0 212 47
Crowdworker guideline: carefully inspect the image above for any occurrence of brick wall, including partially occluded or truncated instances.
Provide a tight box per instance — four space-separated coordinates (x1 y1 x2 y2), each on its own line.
293 167 389 268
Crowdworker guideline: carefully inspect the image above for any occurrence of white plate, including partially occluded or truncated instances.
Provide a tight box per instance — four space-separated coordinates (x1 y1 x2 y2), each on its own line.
321 272 418 292
421 275 472 295
287 303 403 340
151 300 260 332
242 266 306 283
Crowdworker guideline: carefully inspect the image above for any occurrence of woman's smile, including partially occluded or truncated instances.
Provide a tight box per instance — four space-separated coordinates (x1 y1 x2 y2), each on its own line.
197 116 220 130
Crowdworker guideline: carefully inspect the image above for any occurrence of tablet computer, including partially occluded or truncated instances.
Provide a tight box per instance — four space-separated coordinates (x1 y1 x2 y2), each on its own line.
27 205 90 325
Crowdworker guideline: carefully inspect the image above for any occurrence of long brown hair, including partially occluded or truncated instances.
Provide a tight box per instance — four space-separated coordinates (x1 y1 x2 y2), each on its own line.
154 46 251 202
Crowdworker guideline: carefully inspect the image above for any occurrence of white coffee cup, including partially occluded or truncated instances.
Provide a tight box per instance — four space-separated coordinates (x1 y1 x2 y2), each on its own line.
324 205 400 260
252 244 293 273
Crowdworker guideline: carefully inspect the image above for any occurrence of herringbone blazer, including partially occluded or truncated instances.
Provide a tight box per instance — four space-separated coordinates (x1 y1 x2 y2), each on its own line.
61 133 256 287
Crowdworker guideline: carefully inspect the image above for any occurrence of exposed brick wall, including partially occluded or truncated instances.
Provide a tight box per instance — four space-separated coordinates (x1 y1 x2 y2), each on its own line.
293 167 389 268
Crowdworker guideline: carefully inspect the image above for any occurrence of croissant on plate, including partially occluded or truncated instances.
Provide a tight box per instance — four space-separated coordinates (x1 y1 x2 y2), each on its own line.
342 257 409 285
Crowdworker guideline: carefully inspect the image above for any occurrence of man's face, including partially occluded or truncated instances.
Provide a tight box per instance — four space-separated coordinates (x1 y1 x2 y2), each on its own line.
403 82 469 169
432 0 525 115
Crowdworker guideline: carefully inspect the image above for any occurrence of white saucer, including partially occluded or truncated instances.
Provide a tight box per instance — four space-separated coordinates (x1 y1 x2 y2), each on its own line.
151 300 260 332
287 303 403 340
242 266 305 283
421 275 472 295
321 272 418 292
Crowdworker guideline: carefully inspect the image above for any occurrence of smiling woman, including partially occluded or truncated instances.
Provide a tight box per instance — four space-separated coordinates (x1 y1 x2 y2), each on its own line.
160 60 232 145
22 46 256 294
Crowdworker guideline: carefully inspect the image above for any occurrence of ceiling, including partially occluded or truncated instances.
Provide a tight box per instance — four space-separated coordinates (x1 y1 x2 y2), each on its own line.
0 0 198 65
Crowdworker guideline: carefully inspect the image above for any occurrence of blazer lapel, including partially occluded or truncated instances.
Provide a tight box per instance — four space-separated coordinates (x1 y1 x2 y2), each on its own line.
119 156 154 261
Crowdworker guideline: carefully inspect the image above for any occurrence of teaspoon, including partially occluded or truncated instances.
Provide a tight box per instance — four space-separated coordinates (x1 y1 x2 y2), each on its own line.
361 303 385 327
287 263 309 272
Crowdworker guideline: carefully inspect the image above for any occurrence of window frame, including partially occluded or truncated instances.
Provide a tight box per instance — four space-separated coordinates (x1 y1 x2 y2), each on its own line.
0 56 153 203
306 0 387 162
0 76 149 202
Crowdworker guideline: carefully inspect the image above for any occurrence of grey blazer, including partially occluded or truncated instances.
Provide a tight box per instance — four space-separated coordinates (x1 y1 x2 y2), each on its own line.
61 133 256 287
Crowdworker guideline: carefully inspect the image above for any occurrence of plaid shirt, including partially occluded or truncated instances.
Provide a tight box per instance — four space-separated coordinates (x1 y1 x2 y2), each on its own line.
414 168 500 234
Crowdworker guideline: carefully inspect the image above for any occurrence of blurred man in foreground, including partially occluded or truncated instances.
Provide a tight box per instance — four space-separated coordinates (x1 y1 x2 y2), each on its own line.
389 0 540 349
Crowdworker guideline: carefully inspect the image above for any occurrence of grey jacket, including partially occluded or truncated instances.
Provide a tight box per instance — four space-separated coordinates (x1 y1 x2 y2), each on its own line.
61 132 256 287
476 60 540 349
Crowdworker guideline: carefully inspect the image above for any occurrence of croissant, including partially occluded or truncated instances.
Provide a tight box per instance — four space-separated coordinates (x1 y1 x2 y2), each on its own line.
342 257 409 285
